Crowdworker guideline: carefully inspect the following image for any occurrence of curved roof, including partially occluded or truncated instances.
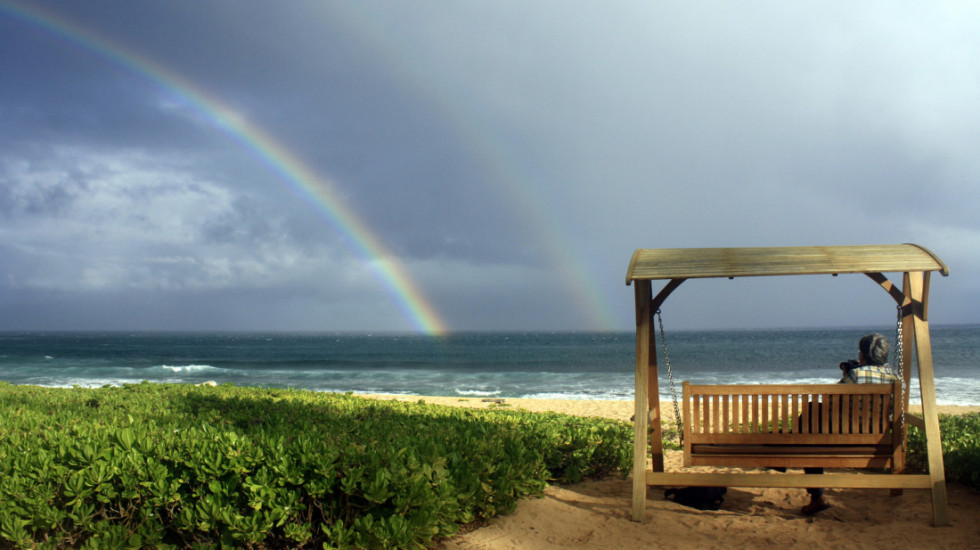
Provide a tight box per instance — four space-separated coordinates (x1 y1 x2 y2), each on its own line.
626 244 948 284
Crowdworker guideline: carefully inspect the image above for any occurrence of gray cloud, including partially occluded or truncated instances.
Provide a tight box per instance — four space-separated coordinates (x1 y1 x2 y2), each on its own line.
1 1 977 331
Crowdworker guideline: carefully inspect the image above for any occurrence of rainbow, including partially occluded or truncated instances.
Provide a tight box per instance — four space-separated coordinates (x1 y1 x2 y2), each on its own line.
329 4 622 331
1 1 448 335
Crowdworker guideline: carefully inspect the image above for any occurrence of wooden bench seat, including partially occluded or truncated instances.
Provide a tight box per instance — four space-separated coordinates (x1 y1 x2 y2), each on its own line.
688 445 894 468
682 381 903 470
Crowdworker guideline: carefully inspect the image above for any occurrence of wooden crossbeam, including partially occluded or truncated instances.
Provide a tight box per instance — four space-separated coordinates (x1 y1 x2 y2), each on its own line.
647 471 932 490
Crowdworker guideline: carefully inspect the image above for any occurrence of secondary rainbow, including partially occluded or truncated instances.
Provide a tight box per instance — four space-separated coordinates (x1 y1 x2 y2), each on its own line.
329 4 622 330
2 1 448 335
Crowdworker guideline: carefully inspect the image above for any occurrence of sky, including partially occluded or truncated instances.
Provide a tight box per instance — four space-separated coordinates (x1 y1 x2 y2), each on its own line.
1 1 978 333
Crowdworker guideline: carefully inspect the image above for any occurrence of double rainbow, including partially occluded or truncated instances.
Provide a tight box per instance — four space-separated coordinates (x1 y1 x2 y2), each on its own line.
330 4 621 331
2 1 448 335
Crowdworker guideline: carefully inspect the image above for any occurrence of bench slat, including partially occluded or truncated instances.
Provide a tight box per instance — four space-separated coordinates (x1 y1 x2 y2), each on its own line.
689 454 896 469
691 444 891 455
689 433 893 445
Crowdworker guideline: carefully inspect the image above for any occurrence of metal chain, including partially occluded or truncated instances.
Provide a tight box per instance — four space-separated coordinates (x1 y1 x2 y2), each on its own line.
657 309 684 443
894 304 906 444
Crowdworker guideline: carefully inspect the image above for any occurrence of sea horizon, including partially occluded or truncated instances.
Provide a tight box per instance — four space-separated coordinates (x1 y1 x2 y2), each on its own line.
2 325 978 405
4 320 976 335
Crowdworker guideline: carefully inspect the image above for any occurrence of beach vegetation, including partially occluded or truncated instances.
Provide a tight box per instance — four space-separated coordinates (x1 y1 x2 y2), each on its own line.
661 423 682 450
907 412 980 491
0 382 631 549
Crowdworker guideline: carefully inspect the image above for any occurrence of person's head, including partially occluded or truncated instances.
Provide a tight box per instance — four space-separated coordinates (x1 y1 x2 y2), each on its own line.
858 333 889 366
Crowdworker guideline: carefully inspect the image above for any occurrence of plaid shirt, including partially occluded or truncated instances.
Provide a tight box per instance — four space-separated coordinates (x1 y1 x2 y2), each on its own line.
840 364 898 384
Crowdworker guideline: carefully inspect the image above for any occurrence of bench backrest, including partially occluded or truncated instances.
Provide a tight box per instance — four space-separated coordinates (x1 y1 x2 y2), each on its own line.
681 381 902 447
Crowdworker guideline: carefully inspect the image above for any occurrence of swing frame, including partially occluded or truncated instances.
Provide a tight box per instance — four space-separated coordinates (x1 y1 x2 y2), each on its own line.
625 244 950 525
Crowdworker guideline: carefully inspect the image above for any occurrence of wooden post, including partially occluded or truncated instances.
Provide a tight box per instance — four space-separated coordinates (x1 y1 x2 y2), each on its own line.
632 281 652 522
908 271 949 526
902 272 915 430
648 321 664 473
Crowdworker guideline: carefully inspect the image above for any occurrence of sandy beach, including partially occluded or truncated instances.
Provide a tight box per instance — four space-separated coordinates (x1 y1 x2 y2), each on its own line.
363 395 980 549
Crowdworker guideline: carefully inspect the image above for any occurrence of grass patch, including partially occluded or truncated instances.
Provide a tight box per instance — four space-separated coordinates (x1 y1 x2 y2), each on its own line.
0 382 631 549
907 412 980 491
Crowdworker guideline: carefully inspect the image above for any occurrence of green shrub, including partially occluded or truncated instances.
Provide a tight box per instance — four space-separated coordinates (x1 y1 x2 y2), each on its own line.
0 382 631 549
661 422 682 451
907 412 980 491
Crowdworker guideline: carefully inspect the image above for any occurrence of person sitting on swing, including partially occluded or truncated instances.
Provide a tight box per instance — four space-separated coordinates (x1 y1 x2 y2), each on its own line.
801 332 899 515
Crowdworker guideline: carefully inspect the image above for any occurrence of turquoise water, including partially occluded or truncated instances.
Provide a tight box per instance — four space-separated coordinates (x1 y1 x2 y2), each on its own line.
1 326 977 405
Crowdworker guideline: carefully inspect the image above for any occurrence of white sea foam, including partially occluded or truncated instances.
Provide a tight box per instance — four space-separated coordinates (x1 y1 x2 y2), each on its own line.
159 364 219 373
43 378 131 389
523 391 632 401
454 389 502 397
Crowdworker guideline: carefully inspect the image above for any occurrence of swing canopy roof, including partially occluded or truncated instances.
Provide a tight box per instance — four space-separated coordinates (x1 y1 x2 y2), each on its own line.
626 244 948 284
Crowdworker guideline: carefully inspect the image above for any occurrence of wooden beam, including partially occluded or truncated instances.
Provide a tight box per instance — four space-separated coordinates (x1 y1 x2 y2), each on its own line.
900 273 915 459
906 414 925 430
647 471 932 490
908 271 950 526
866 272 907 306
648 322 663 473
652 278 686 312
682 382 692 467
626 245 948 281
631 278 684 521
902 272 914 410
632 281 652 522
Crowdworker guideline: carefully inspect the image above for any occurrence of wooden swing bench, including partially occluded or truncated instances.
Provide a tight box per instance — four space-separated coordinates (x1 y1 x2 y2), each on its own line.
682 382 903 470
625 244 950 525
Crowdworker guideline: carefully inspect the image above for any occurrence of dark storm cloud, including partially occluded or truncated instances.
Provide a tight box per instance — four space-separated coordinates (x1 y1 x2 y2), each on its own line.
6 1 535 263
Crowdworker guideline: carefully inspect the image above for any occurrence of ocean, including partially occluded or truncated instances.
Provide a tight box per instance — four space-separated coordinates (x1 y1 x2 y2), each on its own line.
1 326 978 405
